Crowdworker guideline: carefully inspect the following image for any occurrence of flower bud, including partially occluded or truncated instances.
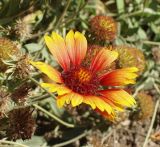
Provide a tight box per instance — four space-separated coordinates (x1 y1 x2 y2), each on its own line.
90 15 117 41
137 92 154 120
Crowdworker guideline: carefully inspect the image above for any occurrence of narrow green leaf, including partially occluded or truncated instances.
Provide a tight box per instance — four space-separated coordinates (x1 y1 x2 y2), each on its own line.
116 0 125 14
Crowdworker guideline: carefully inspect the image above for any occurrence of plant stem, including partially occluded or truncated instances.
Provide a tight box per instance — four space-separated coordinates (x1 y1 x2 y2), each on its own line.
143 83 160 147
64 0 87 25
143 40 160 46
105 0 115 6
133 77 150 97
29 77 56 100
52 130 90 147
142 99 160 147
54 0 72 29
154 83 160 94
31 93 50 102
26 0 71 40
29 77 74 127
117 10 143 20
33 104 74 128
0 140 29 147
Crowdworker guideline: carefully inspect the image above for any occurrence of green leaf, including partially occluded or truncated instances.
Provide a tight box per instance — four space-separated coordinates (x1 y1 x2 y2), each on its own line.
17 136 46 147
24 43 43 53
138 28 147 39
116 0 125 14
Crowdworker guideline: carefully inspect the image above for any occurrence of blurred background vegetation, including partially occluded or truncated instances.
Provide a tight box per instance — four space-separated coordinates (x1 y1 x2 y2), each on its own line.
0 0 160 147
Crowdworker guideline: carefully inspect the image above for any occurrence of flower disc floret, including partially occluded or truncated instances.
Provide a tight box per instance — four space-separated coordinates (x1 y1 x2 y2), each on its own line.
61 67 99 95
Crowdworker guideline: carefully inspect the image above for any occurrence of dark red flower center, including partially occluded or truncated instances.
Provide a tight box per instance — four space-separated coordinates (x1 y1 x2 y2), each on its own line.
61 67 99 95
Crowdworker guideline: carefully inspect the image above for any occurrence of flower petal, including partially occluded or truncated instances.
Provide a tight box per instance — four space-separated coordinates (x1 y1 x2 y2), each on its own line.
30 61 63 83
99 67 138 86
65 30 87 66
83 95 114 114
41 83 71 96
90 49 118 73
74 31 87 66
95 108 116 121
82 96 96 109
57 94 70 108
57 92 83 107
65 30 76 65
44 33 70 71
100 96 124 112
99 89 136 108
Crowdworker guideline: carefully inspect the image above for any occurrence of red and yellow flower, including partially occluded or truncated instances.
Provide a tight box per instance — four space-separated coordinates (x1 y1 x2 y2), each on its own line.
30 30 138 120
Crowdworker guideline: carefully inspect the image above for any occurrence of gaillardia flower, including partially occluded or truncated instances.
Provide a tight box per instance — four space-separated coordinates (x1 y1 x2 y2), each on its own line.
30 30 138 120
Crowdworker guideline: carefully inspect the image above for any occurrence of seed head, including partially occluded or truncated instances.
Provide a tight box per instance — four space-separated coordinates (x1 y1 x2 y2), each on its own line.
137 91 154 120
14 54 31 79
0 38 19 72
90 15 117 41
7 107 36 141
11 83 31 104
14 19 31 41
115 46 146 75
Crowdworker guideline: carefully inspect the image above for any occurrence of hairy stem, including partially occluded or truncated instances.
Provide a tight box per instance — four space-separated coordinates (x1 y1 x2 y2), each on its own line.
33 104 74 128
29 77 56 100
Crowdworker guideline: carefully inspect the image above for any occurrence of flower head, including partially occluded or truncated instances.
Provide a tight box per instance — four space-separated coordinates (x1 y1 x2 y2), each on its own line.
14 19 32 41
115 45 146 75
90 15 117 41
14 54 31 79
136 91 154 120
0 38 19 72
30 30 138 121
7 107 36 141
11 83 31 104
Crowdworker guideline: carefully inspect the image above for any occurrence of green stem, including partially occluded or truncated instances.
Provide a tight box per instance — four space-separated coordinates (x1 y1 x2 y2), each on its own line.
105 0 115 6
33 104 74 128
133 77 150 97
154 83 160 95
54 0 72 29
53 130 89 147
29 77 56 100
26 0 71 40
142 40 160 46
0 140 29 147
117 10 143 20
64 0 87 25
31 93 50 102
